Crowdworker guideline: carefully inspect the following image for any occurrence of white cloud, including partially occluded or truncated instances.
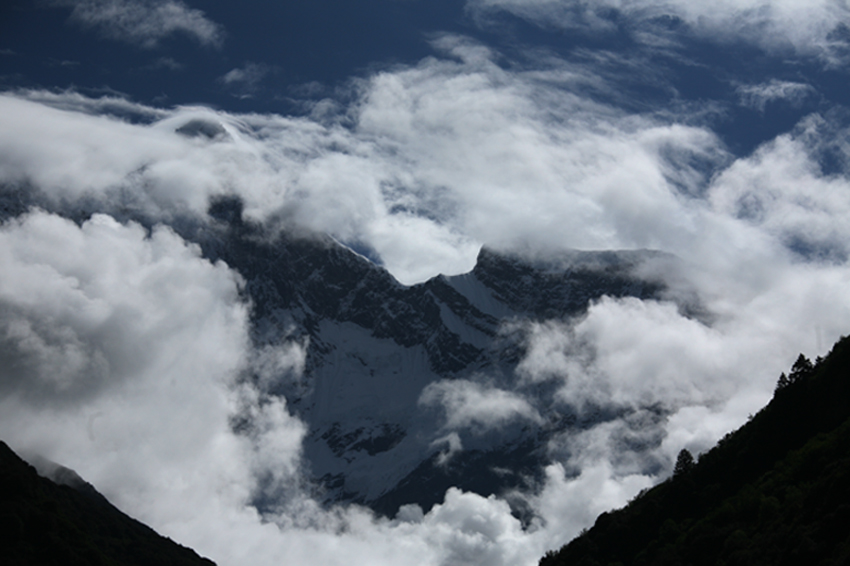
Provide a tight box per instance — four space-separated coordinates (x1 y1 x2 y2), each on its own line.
467 0 850 62
709 114 850 262
0 210 262 525
736 80 817 112
513 257 850 459
252 340 309 391
220 63 272 96
516 320 589 386
420 379 543 433
0 210 584 566
11 88 168 121
0 47 723 284
348 38 723 272
55 0 223 48
2 26 850 563
573 298 736 408
431 432 464 466
530 461 652 550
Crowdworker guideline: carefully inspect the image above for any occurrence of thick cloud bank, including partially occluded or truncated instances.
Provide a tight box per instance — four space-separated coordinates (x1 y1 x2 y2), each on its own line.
0 211 258 525
1 22 850 566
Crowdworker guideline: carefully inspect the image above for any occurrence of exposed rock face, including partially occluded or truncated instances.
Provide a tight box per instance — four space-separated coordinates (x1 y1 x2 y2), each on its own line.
0 188 692 518
193 197 688 516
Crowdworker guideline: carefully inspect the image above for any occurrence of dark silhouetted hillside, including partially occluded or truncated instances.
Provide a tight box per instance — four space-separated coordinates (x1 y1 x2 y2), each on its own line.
540 335 850 566
0 441 216 566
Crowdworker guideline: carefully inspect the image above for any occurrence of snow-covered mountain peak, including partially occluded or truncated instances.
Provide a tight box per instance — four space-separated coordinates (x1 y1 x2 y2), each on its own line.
0 185 694 519
203 226 691 516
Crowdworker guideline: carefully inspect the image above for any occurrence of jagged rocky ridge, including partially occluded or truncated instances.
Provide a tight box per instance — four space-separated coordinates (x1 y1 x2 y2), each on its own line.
192 196 697 516
0 186 700 518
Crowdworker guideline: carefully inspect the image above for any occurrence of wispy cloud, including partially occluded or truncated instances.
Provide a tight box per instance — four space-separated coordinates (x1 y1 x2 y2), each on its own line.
219 62 273 98
145 56 184 71
710 114 850 262
46 58 81 68
14 88 169 121
420 379 544 433
736 79 817 111
54 0 223 49
2 22 850 564
467 0 850 63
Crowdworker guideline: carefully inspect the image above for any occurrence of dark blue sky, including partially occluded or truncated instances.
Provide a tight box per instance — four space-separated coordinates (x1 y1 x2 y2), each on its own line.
2 0 472 112
3 0 847 159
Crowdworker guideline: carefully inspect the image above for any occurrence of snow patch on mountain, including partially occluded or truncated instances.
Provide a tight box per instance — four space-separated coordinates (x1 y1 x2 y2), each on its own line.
228 230 692 514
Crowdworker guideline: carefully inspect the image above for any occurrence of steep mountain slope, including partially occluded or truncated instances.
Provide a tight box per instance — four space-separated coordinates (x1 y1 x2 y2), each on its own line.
539 335 850 566
190 196 696 515
0 187 700 517
0 441 215 566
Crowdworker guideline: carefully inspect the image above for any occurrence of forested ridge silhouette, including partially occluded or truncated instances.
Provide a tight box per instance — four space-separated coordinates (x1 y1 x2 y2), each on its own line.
541 335 850 566
0 441 215 566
